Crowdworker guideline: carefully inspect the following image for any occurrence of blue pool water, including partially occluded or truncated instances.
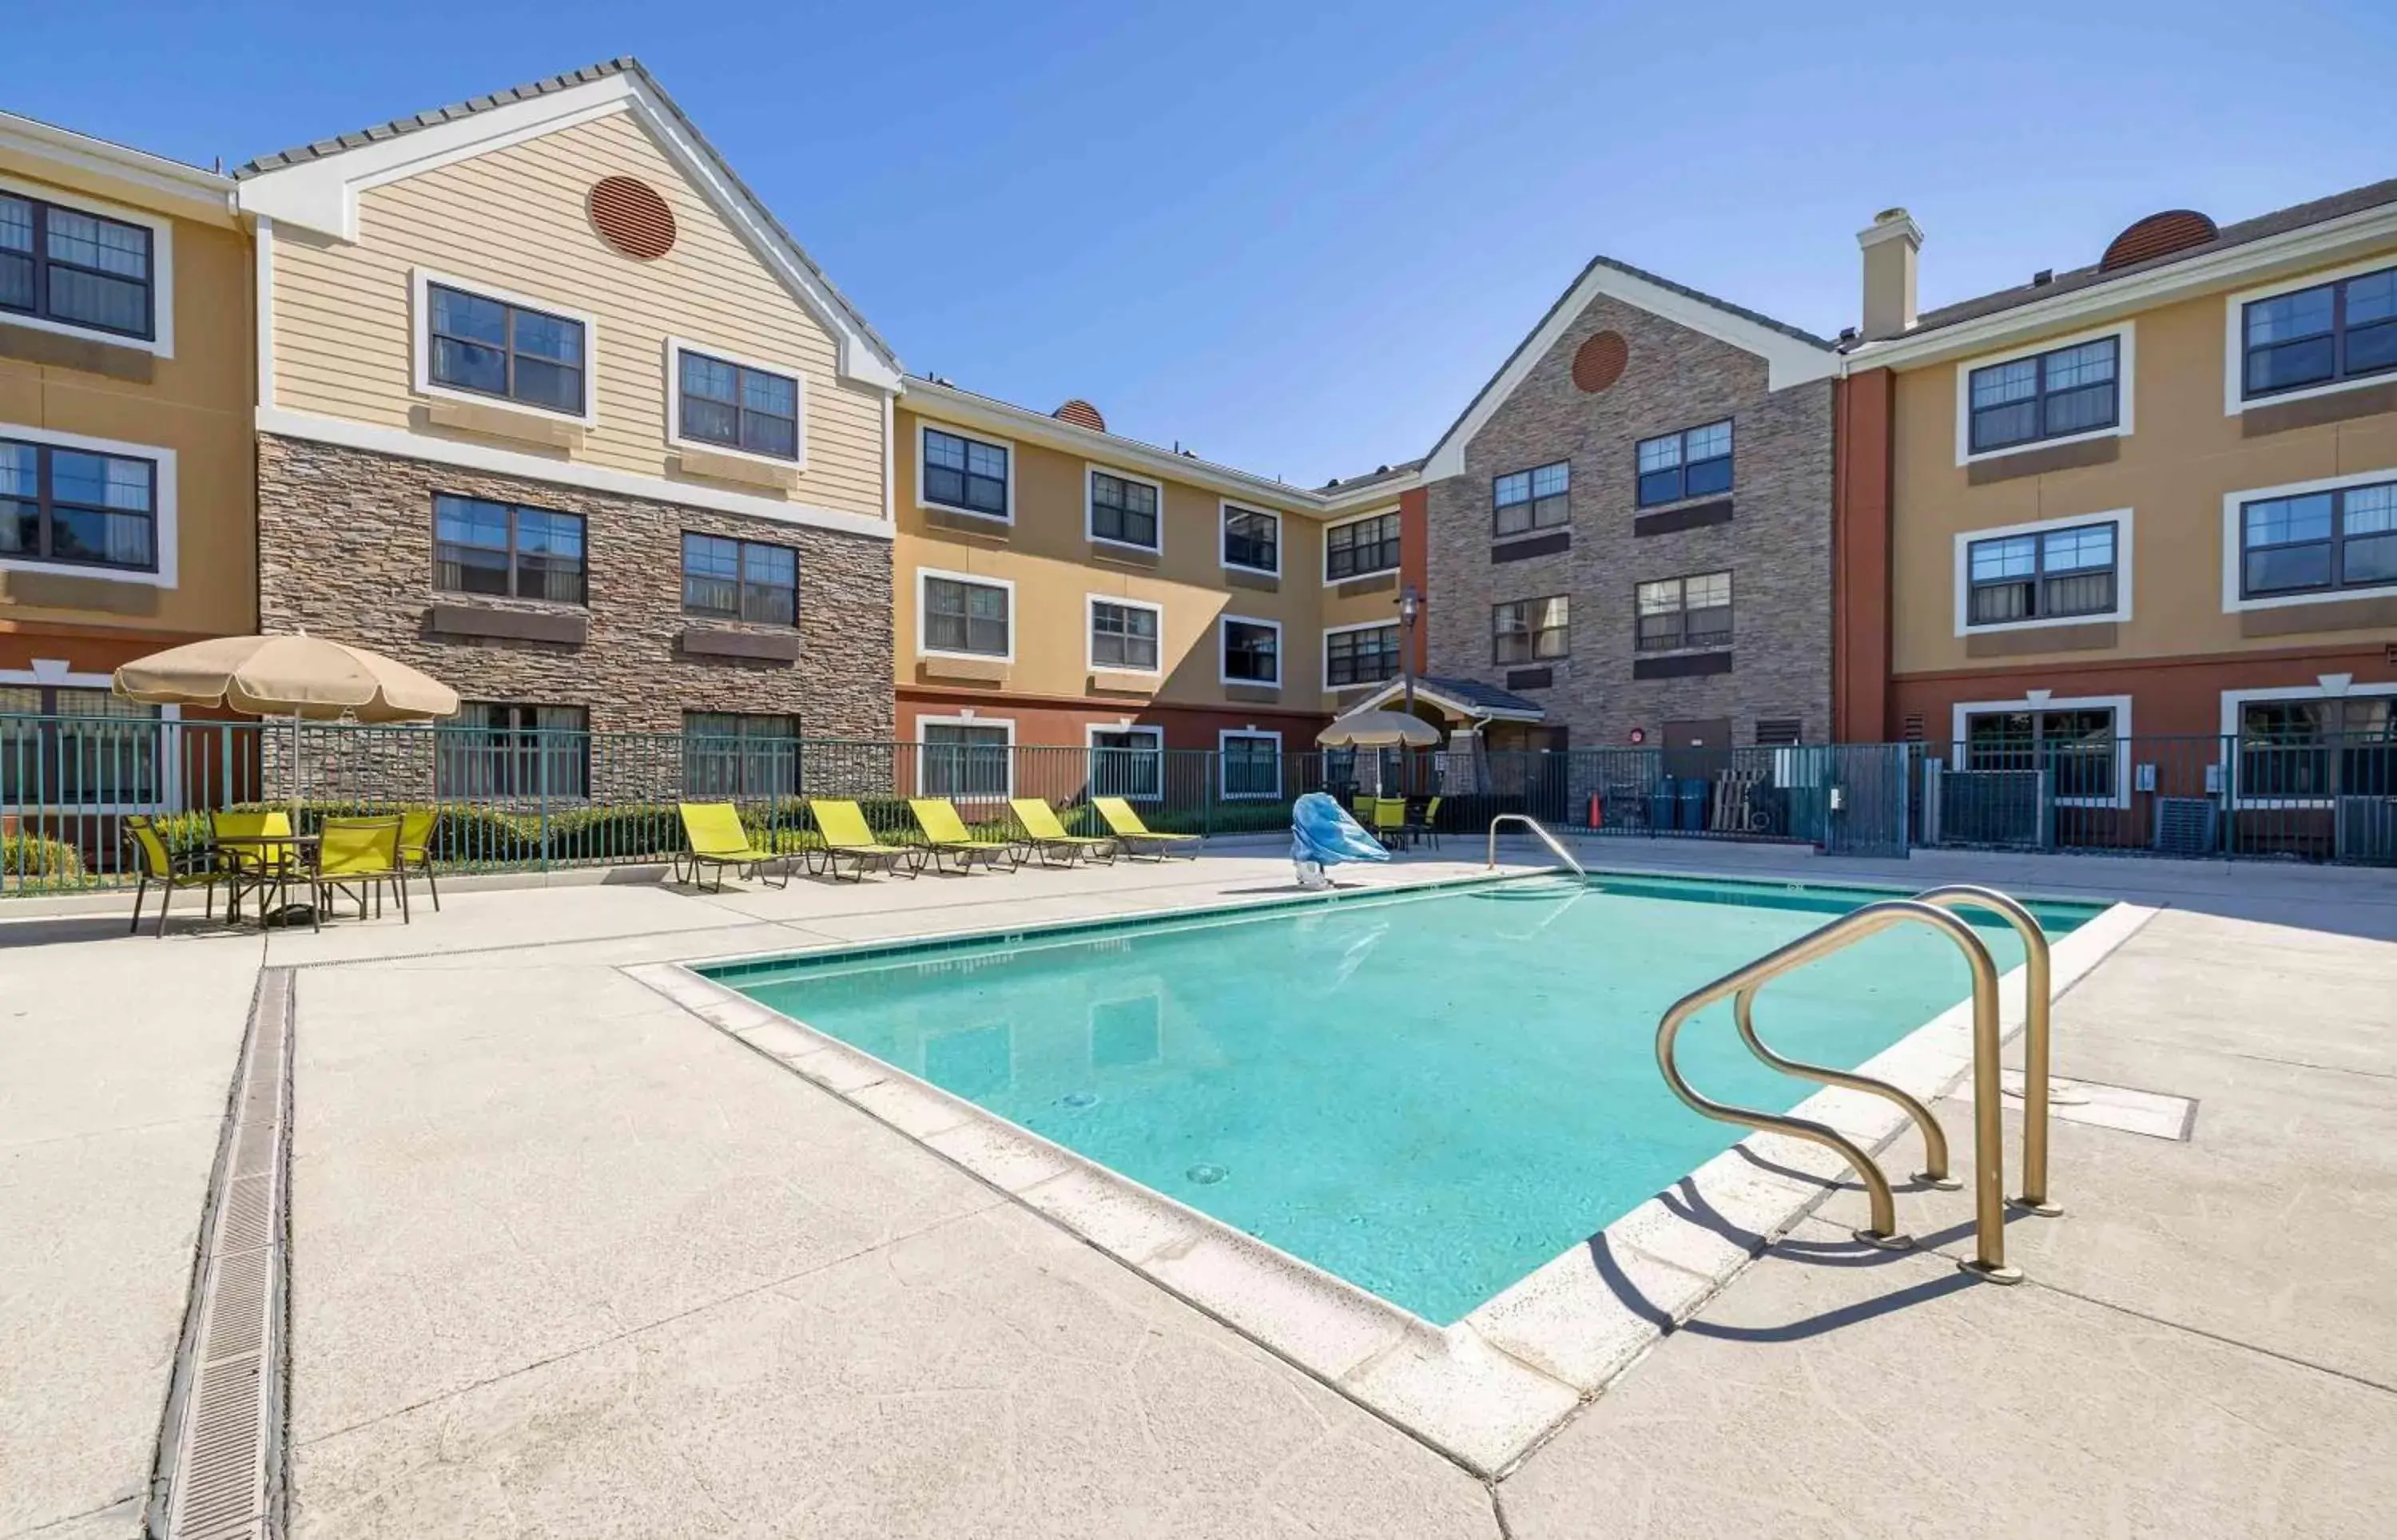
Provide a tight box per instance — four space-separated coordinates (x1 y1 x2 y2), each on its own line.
713 875 2097 1323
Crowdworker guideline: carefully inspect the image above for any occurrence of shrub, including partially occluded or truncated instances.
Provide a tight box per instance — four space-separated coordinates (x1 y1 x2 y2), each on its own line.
2 831 85 889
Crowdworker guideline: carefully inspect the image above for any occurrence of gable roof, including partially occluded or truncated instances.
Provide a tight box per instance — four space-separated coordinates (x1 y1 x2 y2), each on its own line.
234 58 900 390
1421 254 1836 480
1348 675 1544 723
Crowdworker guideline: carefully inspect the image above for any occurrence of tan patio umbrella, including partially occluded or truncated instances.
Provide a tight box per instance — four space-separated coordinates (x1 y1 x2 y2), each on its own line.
1316 709 1441 748
113 633 459 833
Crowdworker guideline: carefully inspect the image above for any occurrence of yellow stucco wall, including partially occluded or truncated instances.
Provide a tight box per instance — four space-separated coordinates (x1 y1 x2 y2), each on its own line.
1889 248 2397 676
0 154 256 646
268 107 885 521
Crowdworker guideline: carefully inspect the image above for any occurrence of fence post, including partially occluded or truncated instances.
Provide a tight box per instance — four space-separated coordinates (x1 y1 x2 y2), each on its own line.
1203 752 1215 840
537 725 551 873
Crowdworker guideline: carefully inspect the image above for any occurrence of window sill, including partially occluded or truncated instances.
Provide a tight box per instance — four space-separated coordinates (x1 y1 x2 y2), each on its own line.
672 447 799 491
1087 669 1158 697
1964 621 2119 657
0 563 166 611
1490 530 1570 563
2238 590 2397 637
916 654 1010 685
1632 649 1732 680
426 601 589 645
1633 498 1733 538
0 317 157 381
1962 432 2121 485
2239 379 2397 437
1087 538 1162 567
680 625 801 663
423 398 586 450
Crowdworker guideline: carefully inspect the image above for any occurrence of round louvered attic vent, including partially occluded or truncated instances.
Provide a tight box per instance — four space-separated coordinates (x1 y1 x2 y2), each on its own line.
1572 330 1628 393
1054 399 1107 432
589 175 677 260
2099 209 2217 272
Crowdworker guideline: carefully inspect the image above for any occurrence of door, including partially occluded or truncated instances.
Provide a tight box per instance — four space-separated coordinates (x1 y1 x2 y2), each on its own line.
1660 717 1731 783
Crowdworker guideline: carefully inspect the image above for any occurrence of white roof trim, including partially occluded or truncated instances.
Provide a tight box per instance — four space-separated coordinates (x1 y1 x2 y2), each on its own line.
1344 678 1544 724
0 110 234 218
1423 261 1838 480
234 72 902 392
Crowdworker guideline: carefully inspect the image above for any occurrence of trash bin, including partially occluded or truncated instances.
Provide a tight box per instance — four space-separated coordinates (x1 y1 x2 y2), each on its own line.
1677 778 1711 832
1647 781 1679 832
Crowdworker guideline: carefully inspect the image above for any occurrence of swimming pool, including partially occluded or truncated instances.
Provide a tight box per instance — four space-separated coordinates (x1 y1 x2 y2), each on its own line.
710 874 2098 1324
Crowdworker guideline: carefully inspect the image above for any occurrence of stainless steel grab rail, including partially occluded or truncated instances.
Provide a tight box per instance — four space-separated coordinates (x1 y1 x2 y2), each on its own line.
1911 885 2058 1216
1731 987 1960 1193
1485 815 1588 879
1656 898 2022 1283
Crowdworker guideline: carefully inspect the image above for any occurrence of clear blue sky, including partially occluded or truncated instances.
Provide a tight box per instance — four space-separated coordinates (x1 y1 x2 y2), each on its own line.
13 1 2395 486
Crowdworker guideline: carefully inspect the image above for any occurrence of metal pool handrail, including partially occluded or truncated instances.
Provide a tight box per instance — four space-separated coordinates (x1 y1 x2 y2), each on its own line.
1655 898 2022 1283
1910 885 2057 1215
1484 815 1587 880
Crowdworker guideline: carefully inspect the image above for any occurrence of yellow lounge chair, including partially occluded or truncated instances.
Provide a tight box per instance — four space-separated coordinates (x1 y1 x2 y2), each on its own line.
809 799 924 882
1008 798 1116 867
676 801 789 891
309 816 408 930
1091 797 1201 861
908 799 1020 874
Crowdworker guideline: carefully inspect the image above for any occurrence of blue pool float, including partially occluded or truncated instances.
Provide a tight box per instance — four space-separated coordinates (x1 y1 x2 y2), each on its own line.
1291 792 1391 887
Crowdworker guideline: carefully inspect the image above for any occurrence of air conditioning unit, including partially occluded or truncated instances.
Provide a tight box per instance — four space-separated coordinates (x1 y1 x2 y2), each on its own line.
1938 769 2050 848
2335 797 2397 863
2153 796 2220 857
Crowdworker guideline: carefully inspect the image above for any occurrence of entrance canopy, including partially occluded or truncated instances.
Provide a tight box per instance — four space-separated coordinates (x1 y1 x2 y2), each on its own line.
1342 675 1545 729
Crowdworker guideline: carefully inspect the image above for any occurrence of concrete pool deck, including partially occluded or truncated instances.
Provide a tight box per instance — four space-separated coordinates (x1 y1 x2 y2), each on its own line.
4 841 2395 1537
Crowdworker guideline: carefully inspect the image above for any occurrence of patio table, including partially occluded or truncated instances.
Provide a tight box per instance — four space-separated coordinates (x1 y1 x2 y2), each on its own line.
209 832 320 925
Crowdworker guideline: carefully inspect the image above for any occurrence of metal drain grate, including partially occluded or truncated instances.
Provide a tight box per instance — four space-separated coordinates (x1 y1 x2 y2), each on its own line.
149 968 292 1540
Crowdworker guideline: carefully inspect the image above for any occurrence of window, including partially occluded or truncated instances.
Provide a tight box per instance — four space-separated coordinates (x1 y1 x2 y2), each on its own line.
1222 503 1279 574
425 282 586 415
682 533 797 624
1636 422 1731 506
0 438 157 573
920 720 1012 800
2236 697 2395 802
1966 337 2120 454
1493 596 1570 665
1089 725 1163 801
1966 521 2117 625
0 685 161 807
1089 598 1161 672
1493 462 1570 536
1088 470 1161 550
2242 266 2397 399
1220 617 1280 685
433 495 585 604
921 427 1010 519
1326 623 1401 688
1962 707 2121 804
1755 719 1803 748
437 703 589 800
676 348 799 461
921 573 1011 657
683 712 798 797
2240 481 2397 598
1219 730 1282 800
0 192 153 339
1634 572 1732 650
1326 511 1401 579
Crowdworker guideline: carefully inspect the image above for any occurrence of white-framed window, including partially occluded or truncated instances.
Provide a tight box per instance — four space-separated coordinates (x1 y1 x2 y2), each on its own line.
1086 464 1163 552
1323 619 1401 689
1953 323 2135 465
2226 256 2397 414
917 421 1012 522
1219 614 1282 687
1218 728 1282 800
1221 501 1281 575
1635 424 1729 506
1086 594 1163 673
916 567 1013 661
1947 695 2132 809
0 667 177 812
0 176 174 356
2219 468 2397 613
1952 510 2133 635
411 268 598 426
916 714 1014 800
1325 507 1401 581
0 422 177 588
2220 685 2397 809
666 338 804 466
1087 722 1164 802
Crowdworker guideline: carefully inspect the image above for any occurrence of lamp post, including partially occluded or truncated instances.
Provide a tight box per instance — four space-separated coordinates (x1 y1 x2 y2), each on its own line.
1398 584 1421 716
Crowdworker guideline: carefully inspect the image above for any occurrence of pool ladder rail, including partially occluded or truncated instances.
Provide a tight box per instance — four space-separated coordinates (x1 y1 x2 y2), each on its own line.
1653 885 2057 1284
1484 814 1588 880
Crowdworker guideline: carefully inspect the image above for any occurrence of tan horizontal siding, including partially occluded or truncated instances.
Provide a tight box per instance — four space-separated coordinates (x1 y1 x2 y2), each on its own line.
270 107 886 521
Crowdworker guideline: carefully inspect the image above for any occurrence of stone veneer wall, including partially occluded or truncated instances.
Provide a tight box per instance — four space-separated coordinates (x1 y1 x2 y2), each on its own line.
1423 292 1834 748
256 434 894 740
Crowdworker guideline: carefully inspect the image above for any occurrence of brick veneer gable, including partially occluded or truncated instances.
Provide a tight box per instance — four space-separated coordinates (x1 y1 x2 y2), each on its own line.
255 434 894 738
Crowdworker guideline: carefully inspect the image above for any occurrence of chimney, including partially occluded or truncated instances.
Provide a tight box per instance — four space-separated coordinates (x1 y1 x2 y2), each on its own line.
1858 207 1924 341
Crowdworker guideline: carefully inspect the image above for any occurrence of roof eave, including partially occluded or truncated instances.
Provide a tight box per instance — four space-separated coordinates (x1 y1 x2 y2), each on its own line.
0 109 234 219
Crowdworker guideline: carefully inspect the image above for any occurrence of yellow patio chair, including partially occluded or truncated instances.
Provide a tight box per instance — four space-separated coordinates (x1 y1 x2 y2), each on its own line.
1409 795 1444 850
1008 798 1116 867
1369 798 1409 849
397 806 441 912
1091 797 1201 861
809 799 924 883
212 809 299 919
676 801 789 891
124 814 228 937
309 816 407 931
908 799 1020 874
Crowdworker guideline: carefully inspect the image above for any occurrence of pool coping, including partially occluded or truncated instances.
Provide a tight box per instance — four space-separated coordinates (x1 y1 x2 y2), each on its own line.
622 870 2158 1478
